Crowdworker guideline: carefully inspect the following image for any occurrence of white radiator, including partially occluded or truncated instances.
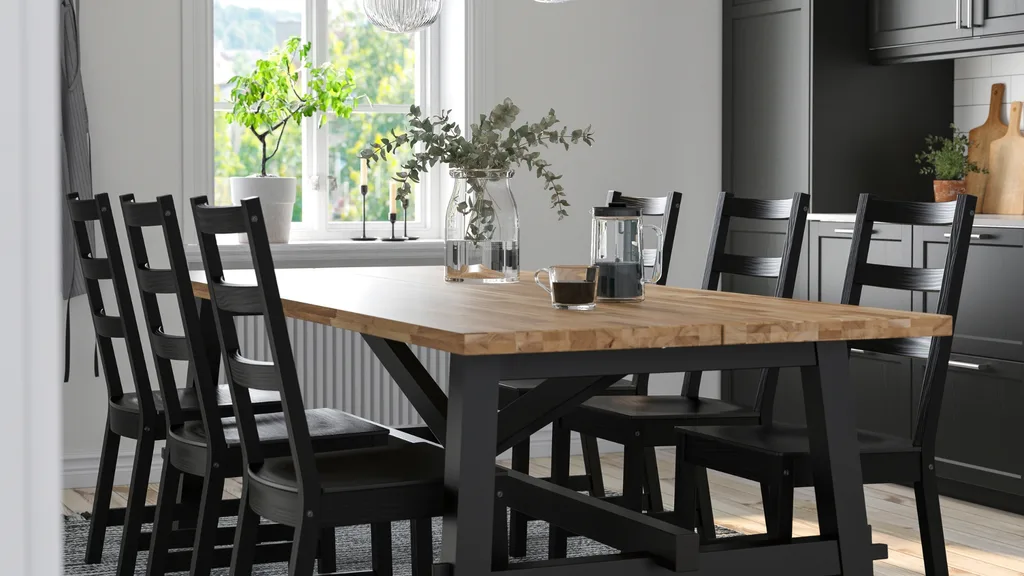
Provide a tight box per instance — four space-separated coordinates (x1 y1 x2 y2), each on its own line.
235 316 450 427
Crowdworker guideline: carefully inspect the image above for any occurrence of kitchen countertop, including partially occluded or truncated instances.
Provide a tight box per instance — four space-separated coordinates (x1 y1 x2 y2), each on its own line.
810 213 1024 229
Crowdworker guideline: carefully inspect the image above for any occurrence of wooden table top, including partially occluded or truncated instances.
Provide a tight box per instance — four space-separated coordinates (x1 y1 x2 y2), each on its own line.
191 266 953 356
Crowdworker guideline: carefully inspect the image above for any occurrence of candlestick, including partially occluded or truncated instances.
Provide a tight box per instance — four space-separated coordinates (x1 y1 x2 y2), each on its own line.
382 211 405 242
360 159 369 187
352 183 377 241
389 181 398 215
402 197 418 240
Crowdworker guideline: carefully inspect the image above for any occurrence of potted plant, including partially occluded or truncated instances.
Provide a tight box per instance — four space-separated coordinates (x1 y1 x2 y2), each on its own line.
361 98 595 283
227 36 356 242
915 124 987 203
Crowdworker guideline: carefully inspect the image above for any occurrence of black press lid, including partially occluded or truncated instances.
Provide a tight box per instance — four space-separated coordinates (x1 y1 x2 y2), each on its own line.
593 202 640 218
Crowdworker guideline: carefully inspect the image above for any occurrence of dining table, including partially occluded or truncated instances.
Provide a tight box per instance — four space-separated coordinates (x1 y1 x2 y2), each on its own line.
191 265 953 576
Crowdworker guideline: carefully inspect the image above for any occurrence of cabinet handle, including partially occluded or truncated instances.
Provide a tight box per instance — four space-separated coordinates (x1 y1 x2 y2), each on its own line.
943 233 989 240
833 228 878 235
956 0 962 29
948 360 985 371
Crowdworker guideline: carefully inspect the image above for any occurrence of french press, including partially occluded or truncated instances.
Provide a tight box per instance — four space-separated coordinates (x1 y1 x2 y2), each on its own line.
590 204 664 302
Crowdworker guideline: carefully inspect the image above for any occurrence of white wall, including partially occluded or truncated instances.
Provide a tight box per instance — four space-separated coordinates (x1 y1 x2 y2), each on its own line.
483 0 723 396
63 0 725 484
63 0 183 486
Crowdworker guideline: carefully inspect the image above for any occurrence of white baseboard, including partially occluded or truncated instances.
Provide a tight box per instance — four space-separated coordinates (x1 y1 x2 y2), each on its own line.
63 450 165 490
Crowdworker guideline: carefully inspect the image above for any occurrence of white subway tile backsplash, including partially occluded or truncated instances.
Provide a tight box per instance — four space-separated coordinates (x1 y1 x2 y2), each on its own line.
954 105 989 132
954 79 974 106
991 52 1024 76
974 76 1011 106
1012 75 1024 102
955 56 993 79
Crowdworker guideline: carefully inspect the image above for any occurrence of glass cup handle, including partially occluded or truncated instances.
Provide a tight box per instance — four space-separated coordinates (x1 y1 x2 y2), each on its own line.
534 268 553 294
641 224 665 285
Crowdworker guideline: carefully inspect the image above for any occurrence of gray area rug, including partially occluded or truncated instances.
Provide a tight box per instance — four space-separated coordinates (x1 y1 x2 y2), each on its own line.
62 514 739 575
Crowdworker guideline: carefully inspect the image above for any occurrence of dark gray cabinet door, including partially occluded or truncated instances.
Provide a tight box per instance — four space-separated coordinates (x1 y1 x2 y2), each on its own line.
974 0 1024 36
870 0 972 48
913 356 1024 496
915 226 1024 362
809 222 913 310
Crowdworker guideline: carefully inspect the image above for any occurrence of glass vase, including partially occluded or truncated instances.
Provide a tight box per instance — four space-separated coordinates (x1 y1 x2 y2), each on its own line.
445 169 520 283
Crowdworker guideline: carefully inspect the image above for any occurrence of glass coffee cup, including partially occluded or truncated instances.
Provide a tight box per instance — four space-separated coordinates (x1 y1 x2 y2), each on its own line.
534 265 600 310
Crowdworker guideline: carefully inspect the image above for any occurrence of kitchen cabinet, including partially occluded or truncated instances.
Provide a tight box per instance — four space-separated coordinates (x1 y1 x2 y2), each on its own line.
973 1 1024 37
913 355 1024 498
871 0 1024 62
869 0 972 49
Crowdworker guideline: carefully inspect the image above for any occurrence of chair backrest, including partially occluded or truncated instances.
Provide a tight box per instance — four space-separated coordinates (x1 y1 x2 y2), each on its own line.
119 194 227 449
607 190 682 286
840 194 975 450
66 193 157 422
681 192 810 415
190 195 320 498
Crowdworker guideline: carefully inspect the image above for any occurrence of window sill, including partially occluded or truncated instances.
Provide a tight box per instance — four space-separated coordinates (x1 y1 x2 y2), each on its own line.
185 238 445 270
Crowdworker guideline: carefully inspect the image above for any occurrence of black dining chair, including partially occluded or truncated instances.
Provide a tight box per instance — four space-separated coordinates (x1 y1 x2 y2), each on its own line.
546 191 810 557
191 195 456 576
501 190 682 557
119 194 395 575
675 193 975 576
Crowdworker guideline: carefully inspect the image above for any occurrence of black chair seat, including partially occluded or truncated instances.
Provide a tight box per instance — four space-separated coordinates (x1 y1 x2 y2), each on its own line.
499 378 636 394
563 396 760 445
112 385 281 419
680 423 917 456
173 408 388 449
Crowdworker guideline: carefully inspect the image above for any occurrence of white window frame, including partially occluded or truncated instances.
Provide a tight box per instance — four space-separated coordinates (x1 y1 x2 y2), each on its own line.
183 0 443 245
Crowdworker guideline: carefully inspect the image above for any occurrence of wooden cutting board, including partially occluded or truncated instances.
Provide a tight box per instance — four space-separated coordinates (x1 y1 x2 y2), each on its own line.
967 83 1007 212
985 101 1024 215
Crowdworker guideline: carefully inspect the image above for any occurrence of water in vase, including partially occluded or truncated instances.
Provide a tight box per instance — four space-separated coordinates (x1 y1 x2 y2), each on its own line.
445 239 519 283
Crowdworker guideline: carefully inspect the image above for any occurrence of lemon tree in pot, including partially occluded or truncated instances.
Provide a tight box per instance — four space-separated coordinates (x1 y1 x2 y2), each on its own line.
915 124 986 203
226 36 356 242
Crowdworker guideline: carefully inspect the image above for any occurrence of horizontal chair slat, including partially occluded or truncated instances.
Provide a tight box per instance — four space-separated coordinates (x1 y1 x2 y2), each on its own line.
213 283 264 315
121 201 165 228
150 330 190 362
136 268 177 295
714 254 782 278
857 263 945 292
722 197 794 220
68 198 99 222
81 258 112 281
93 314 124 339
618 196 669 216
853 337 932 360
227 353 280 391
193 205 247 234
864 198 958 226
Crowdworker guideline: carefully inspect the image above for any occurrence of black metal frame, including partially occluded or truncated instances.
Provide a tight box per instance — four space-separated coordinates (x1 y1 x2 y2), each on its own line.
547 192 810 551
66 193 167 576
676 193 976 576
500 189 683 557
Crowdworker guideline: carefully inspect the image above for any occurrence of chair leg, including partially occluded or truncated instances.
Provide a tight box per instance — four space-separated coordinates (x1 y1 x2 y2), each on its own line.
371 522 393 576
85 422 119 564
915 471 949 576
290 519 321 576
410 518 433 576
146 457 182 576
673 439 698 531
622 442 645 512
695 466 716 542
642 447 664 513
547 419 571 560
189 468 226 576
493 497 509 571
230 483 260 576
318 527 337 574
115 431 155 576
763 474 794 543
580 433 606 498
508 438 531 558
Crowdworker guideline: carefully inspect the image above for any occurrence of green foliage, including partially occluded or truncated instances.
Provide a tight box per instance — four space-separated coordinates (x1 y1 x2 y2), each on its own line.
915 124 987 181
359 98 596 219
227 36 356 176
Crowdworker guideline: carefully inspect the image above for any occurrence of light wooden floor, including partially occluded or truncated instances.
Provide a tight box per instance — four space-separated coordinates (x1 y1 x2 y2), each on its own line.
62 449 1024 576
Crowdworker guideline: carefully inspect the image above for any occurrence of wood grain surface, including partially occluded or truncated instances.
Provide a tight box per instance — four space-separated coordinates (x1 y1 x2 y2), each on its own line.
967 83 1008 212
984 101 1024 215
191 266 952 356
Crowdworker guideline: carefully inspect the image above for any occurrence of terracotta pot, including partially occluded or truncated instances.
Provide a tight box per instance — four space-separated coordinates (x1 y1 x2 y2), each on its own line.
933 179 966 203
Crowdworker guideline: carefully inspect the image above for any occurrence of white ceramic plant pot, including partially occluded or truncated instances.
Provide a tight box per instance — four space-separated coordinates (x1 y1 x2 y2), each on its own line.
230 176 296 244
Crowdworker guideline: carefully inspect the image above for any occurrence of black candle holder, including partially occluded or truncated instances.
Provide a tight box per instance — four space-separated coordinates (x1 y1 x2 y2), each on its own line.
402 198 419 240
382 212 405 242
352 184 377 241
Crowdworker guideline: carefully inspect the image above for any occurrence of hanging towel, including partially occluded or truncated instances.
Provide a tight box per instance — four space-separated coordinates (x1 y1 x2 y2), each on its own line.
61 0 96 382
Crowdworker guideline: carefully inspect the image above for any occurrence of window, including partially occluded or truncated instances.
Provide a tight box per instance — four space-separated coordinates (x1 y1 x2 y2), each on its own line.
209 0 439 240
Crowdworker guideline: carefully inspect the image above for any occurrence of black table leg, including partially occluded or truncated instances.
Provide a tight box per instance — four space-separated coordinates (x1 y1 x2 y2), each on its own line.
802 341 872 576
439 355 501 576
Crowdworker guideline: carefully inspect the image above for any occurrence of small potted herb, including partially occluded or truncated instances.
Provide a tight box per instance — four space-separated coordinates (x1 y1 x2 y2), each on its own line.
227 37 356 242
915 124 986 203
